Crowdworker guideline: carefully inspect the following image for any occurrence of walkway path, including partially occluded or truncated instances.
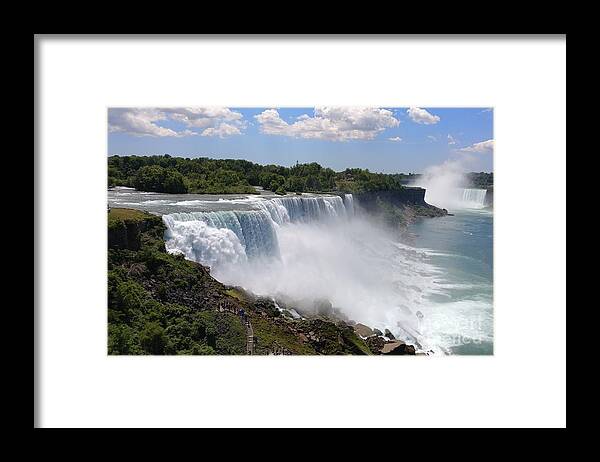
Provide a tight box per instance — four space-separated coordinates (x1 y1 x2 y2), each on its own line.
218 301 254 355
245 319 254 355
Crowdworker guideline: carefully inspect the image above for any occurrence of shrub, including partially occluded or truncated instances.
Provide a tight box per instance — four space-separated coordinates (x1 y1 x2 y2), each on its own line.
139 321 168 354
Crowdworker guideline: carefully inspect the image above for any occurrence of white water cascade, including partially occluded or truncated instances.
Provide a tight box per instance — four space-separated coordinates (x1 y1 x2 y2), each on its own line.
460 188 487 208
163 195 351 270
422 187 488 210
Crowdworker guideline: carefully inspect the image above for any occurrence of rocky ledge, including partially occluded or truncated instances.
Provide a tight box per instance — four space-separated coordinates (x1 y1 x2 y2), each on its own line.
352 188 448 230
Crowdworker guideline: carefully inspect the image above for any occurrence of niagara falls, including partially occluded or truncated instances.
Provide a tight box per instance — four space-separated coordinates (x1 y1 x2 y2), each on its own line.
106 106 494 356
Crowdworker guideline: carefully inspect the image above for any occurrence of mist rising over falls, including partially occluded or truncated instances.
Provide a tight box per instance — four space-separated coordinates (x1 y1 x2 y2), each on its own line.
412 160 488 210
162 194 432 346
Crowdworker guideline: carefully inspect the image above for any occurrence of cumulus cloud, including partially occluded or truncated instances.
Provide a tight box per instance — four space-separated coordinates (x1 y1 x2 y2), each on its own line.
201 123 242 138
457 139 494 153
108 108 179 137
254 107 400 142
388 136 402 142
108 107 245 138
407 107 441 125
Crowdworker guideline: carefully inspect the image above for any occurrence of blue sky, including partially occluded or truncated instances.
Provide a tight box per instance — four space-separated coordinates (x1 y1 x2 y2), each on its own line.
108 107 493 173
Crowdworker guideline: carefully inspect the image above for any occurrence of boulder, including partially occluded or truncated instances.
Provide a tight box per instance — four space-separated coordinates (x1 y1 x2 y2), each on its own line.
384 329 396 340
353 323 374 338
254 297 280 318
380 340 405 354
381 340 415 355
373 328 383 336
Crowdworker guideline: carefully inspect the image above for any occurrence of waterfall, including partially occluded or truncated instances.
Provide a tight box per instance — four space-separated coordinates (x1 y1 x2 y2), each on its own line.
343 194 355 217
460 189 487 208
273 195 348 223
423 187 488 210
163 194 354 269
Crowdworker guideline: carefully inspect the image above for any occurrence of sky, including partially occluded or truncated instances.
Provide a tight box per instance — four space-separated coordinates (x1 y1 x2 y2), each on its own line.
107 107 493 173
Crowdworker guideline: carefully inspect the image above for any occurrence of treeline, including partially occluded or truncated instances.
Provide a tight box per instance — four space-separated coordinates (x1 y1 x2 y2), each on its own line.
108 155 406 195
467 172 493 189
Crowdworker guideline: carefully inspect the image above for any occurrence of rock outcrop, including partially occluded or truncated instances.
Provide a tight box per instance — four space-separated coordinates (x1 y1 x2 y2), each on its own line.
353 323 375 338
352 188 448 229
108 208 164 250
381 340 416 355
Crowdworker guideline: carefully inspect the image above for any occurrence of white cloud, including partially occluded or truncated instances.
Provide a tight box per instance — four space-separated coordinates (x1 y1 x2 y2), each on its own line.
108 107 245 138
254 107 400 142
447 134 457 145
108 108 179 137
457 139 494 153
407 107 441 125
388 136 402 142
427 135 438 142
201 123 242 138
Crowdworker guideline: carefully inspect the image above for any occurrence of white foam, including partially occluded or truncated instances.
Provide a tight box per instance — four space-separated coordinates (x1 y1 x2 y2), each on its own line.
163 215 248 269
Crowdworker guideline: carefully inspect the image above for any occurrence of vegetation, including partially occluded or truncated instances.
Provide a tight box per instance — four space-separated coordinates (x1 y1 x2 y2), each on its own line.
107 207 149 229
249 315 317 355
467 172 493 189
108 208 246 354
108 155 407 195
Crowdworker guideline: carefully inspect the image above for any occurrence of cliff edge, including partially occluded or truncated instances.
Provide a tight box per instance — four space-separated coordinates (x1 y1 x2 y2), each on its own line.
352 187 448 229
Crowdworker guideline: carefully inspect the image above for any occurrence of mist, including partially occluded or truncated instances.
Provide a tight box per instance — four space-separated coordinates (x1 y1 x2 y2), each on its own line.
412 157 488 210
222 220 410 316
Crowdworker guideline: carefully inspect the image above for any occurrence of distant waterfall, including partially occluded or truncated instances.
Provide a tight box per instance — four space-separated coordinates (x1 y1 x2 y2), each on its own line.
163 194 354 269
420 183 489 211
343 194 355 217
460 189 487 208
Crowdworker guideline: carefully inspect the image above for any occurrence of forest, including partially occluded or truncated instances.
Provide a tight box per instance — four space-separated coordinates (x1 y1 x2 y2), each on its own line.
107 155 408 195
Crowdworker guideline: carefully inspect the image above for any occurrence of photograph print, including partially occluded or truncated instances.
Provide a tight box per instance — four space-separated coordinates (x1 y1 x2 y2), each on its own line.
107 106 493 356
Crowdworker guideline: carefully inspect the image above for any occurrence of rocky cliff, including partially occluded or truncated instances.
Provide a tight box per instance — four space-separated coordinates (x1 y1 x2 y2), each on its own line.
352 187 448 228
108 208 164 250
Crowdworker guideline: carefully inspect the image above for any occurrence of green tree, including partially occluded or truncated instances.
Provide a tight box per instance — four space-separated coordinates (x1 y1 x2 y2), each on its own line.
139 321 168 354
132 165 167 192
285 176 306 192
163 169 188 193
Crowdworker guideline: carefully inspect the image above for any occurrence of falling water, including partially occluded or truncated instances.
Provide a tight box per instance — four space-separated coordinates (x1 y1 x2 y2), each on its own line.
163 195 351 269
461 189 487 208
